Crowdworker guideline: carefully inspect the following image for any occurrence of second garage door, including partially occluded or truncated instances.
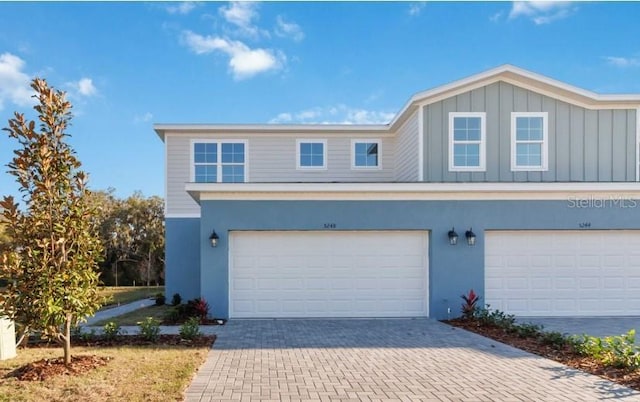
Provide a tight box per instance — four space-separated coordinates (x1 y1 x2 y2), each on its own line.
485 230 640 316
229 231 429 318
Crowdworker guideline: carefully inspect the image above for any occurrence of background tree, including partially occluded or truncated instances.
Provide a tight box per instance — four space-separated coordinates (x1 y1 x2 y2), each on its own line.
0 78 103 365
0 211 10 255
91 191 165 286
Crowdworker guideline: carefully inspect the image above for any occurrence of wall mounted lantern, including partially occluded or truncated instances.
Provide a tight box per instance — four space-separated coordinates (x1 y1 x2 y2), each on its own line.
465 228 476 246
209 230 219 248
447 227 459 245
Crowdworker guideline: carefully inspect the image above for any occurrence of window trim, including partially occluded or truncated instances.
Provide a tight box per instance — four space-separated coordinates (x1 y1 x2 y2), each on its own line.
510 112 549 172
296 139 327 170
351 139 382 170
448 112 486 172
190 139 248 183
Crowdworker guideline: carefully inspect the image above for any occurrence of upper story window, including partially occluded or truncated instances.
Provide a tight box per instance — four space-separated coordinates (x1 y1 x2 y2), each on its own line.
352 140 381 169
192 140 246 183
297 139 327 169
511 112 548 171
448 112 486 172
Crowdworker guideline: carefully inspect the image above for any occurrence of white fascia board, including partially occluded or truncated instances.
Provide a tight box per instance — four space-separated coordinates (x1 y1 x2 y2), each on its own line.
186 182 640 202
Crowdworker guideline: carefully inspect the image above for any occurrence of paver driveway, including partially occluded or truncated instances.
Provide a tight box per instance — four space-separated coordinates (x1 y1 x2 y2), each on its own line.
185 319 640 401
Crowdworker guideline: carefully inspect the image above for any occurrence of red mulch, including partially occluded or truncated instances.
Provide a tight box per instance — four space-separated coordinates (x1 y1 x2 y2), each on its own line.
445 318 640 391
9 335 216 382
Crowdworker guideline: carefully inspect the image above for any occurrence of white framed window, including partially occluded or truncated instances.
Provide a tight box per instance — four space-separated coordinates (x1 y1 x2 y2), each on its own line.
296 139 327 169
351 139 381 169
448 112 486 172
511 112 548 171
191 139 247 183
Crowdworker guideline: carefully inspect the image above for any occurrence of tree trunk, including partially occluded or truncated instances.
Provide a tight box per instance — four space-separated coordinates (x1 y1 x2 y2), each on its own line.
63 314 72 366
147 250 151 287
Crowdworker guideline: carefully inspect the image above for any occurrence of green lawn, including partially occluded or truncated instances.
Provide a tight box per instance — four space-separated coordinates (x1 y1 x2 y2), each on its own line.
93 304 172 326
98 286 163 308
0 344 210 402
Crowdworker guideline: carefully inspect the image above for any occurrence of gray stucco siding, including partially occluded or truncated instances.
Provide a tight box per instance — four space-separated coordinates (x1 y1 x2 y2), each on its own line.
165 218 201 302
196 198 640 320
422 81 638 182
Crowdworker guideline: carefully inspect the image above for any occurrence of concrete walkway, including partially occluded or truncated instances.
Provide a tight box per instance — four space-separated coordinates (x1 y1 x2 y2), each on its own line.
185 319 640 402
83 298 155 326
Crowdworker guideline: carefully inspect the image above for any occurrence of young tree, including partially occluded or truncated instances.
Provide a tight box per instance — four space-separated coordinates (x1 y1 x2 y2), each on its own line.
0 78 103 365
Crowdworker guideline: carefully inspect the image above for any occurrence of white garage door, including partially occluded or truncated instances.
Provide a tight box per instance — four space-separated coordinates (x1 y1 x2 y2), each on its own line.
486 231 640 316
229 231 429 318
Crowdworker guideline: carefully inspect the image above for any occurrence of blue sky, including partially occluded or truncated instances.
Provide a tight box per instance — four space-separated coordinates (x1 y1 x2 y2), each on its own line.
1 1 640 200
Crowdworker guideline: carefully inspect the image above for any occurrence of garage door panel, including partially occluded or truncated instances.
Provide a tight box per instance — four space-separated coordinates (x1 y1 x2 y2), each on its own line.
230 231 429 318
486 231 640 316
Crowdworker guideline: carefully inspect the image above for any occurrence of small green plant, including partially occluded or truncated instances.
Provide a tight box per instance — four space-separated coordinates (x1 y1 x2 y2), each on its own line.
171 293 182 306
103 321 123 340
460 289 480 319
80 328 97 342
475 306 516 329
512 322 543 338
138 317 161 342
571 330 640 369
155 293 166 306
179 317 202 340
539 331 568 349
163 307 182 324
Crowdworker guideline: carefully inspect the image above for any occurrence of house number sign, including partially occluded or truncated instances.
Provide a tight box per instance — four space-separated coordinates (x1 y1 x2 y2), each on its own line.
323 223 337 229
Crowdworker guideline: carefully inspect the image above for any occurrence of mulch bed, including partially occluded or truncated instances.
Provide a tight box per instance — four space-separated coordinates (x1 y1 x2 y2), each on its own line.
9 334 216 382
445 318 640 391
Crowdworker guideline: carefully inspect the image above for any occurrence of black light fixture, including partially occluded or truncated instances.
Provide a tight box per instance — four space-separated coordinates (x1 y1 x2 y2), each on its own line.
465 228 476 246
447 227 459 245
209 230 219 248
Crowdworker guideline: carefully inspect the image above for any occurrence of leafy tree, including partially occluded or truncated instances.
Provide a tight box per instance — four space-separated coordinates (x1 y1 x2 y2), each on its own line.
92 191 164 286
0 211 10 254
0 78 103 365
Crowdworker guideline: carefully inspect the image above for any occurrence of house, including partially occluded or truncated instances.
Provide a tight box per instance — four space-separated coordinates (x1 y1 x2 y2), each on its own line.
154 65 640 320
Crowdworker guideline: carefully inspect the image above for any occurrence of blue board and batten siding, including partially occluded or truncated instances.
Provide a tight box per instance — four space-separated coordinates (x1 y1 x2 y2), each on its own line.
198 199 640 320
165 218 201 301
423 82 638 182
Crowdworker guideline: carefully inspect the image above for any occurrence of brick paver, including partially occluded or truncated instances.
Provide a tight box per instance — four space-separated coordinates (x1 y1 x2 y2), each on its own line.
184 319 640 401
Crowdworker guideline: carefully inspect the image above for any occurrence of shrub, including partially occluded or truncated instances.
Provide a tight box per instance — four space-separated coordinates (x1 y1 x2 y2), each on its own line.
571 330 640 369
475 306 516 329
460 289 480 319
155 294 166 306
512 322 543 338
539 331 568 349
180 317 202 340
171 293 182 306
103 321 123 340
80 328 97 342
188 297 210 323
163 307 182 324
138 317 161 342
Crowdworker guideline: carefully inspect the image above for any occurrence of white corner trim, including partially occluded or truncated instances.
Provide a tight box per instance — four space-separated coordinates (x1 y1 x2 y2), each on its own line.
165 213 202 219
637 108 640 182
186 182 640 202
418 107 424 181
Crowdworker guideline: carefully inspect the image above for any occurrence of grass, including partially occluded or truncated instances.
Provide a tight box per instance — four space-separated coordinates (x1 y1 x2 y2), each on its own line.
98 286 164 308
93 305 172 327
0 344 210 402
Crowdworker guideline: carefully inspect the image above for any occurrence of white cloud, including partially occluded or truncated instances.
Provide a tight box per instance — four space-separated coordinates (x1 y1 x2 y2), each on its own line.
275 16 304 42
0 52 33 110
509 1 575 24
134 112 154 124
65 77 97 98
181 30 285 79
408 2 426 16
219 2 268 39
490 10 504 22
269 104 395 125
77 78 97 97
166 2 200 15
605 56 640 68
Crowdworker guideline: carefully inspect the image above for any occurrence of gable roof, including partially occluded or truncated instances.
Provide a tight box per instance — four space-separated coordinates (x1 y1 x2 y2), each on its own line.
155 64 640 141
